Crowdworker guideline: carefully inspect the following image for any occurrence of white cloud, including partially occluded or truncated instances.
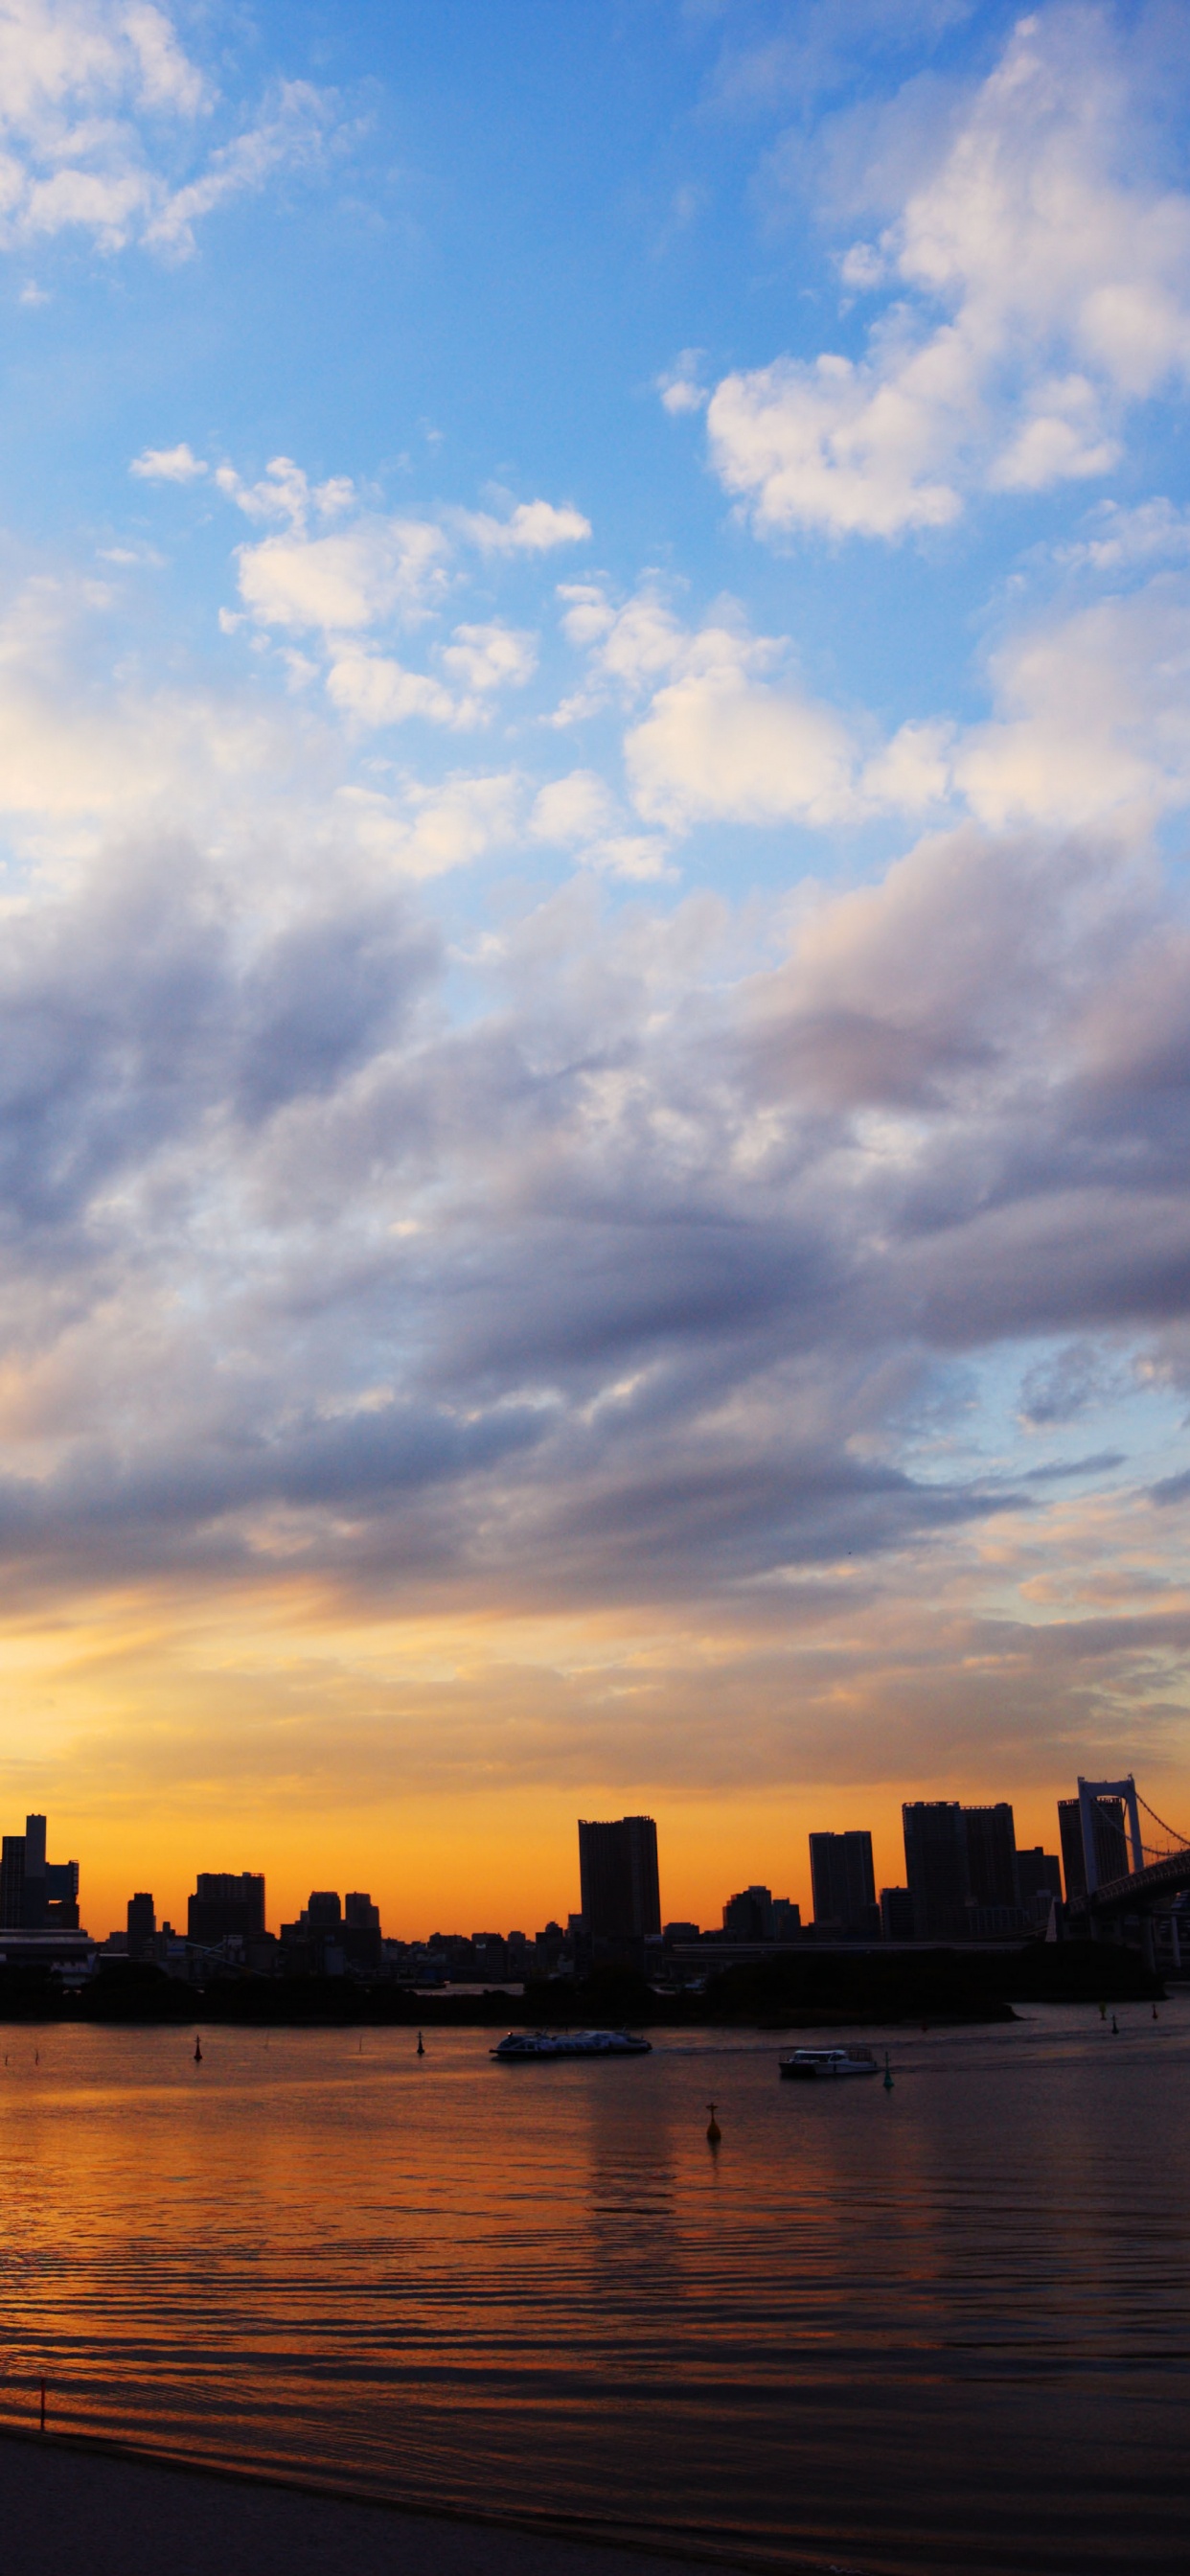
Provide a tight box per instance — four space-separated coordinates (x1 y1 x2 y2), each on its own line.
216 455 355 529
142 81 332 258
626 624 858 832
130 441 206 482
860 718 954 815
1057 497 1190 573
527 770 672 879
440 622 538 695
122 1 207 114
707 339 967 540
987 374 1119 493
705 12 1190 540
657 349 708 415
952 579 1190 831
455 498 591 554
584 833 675 883
0 5 335 258
326 652 456 729
530 770 618 846
345 770 522 880
237 517 447 636
0 569 300 847
317 628 536 735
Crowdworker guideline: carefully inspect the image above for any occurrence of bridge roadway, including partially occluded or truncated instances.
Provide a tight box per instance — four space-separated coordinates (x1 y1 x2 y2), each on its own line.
1087 1847 1190 1916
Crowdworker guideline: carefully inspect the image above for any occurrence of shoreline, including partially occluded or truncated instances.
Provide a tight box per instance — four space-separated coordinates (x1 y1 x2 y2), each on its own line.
0 2422 784 2576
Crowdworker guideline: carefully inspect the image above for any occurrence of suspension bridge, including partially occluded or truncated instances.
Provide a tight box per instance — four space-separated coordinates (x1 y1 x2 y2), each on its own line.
1066 1774 1190 1969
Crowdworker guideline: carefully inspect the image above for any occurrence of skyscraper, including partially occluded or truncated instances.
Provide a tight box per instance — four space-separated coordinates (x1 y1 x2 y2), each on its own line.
0 1815 80 1930
962 1805 1019 1911
577 1816 661 1955
903 1802 970 1942
187 1872 265 1944
809 1830 879 1935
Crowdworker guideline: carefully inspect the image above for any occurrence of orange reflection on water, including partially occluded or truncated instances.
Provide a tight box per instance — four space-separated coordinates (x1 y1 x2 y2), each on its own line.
0 2012 1188 2573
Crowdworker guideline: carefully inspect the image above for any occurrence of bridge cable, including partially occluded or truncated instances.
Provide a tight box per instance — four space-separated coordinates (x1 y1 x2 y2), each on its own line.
1135 1793 1190 1851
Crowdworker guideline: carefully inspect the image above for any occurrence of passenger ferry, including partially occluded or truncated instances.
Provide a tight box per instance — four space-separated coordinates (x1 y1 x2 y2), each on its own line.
492 2029 652 2060
779 2045 879 2080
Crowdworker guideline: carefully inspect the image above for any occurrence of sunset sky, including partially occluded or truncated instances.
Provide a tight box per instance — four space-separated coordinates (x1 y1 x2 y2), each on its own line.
2 0 1189 1938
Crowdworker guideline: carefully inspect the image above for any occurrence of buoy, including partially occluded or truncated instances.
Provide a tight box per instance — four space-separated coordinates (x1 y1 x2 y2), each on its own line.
706 2101 721 2145
1153 2004 1158 2021
1098 2000 1107 2019
417 2031 424 2057
883 2052 894 2091
194 2035 202 2063
1110 2014 1119 2035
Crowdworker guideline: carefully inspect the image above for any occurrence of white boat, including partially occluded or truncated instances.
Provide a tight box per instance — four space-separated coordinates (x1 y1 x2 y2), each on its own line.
492 2028 652 2059
779 2045 879 2080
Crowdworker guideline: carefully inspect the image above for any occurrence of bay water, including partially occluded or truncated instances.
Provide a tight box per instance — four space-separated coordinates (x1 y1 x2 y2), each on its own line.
0 2003 1186 2574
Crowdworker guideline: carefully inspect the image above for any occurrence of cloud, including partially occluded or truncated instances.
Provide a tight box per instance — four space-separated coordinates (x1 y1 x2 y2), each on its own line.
657 350 708 415
1057 496 1190 573
556 586 861 835
0 5 338 258
0 720 1188 1818
130 442 207 482
326 653 457 729
454 499 592 554
236 517 447 635
952 578 1190 831
1018 1343 1124 1427
704 11 1190 540
440 622 538 697
625 624 858 831
530 770 618 846
343 769 522 879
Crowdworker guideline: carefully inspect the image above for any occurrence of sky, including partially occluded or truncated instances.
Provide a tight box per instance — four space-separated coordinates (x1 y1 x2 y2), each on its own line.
1 0 1190 1939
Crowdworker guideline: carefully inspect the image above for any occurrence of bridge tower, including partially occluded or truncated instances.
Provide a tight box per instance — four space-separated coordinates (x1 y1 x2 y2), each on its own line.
1077 1774 1144 1892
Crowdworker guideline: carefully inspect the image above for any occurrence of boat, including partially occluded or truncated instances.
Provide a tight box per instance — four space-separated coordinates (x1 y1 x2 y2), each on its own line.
779 2045 879 2080
491 2029 652 2059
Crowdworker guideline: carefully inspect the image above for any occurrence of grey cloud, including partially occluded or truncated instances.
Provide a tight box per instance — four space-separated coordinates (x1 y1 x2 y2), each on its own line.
0 846 435 1241
1021 1450 1126 1482
1018 1342 1124 1426
0 811 1186 1656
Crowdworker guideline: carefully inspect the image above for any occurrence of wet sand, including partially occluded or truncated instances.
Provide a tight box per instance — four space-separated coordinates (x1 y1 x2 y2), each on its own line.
0 2431 763 2576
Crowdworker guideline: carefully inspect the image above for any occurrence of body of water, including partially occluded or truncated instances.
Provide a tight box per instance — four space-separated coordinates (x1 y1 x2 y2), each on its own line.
0 2004 1187 2575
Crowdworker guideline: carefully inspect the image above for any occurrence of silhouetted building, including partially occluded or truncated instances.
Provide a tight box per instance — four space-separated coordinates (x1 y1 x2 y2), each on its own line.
188 1871 265 1946
810 1830 880 1935
126 1892 156 1960
1058 1796 1127 1902
305 1891 342 1928
1017 1847 1063 1928
342 1892 382 1970
0 1815 80 1929
578 1817 661 1957
903 1803 970 1942
533 1920 567 1975
881 1885 915 1940
723 1885 772 1939
962 1805 1019 1913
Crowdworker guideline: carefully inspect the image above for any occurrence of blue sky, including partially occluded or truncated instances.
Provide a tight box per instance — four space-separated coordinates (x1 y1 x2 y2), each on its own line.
1 0 1189 1923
